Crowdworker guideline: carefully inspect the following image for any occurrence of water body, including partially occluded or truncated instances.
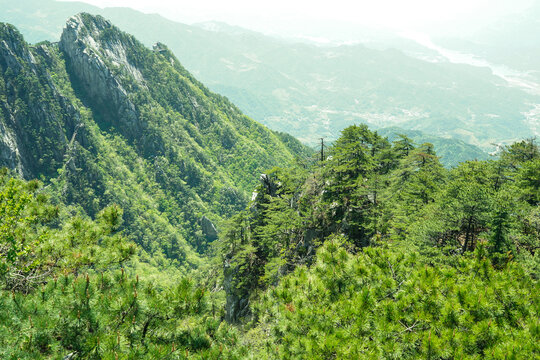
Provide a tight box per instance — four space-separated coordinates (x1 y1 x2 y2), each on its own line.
400 31 540 95
400 31 540 136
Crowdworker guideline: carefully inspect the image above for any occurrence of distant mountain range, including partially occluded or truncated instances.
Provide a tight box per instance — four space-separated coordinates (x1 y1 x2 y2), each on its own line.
3 0 537 163
376 127 489 167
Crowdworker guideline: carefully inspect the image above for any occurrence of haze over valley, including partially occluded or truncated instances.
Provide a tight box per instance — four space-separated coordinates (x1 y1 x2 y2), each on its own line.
0 1 538 358
3 0 539 163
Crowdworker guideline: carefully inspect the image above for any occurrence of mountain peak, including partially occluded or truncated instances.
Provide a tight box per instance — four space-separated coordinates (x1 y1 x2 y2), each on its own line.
66 13 112 32
61 12 144 82
0 22 25 45
60 13 145 139
1 16 308 265
0 22 35 68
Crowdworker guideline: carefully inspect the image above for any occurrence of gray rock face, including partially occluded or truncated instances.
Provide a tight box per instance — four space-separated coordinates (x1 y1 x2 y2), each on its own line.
59 14 142 139
223 263 250 323
200 215 218 241
0 120 24 176
0 24 36 75
0 23 74 178
0 25 31 176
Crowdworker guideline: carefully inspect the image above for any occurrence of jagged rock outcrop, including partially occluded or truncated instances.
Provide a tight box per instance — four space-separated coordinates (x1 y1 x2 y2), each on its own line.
60 14 142 139
223 263 251 323
0 24 37 74
200 215 218 241
0 24 34 176
0 23 78 178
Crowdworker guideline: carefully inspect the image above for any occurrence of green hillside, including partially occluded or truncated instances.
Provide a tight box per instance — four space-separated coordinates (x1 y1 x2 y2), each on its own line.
377 127 490 167
0 15 308 270
220 125 539 357
0 123 537 358
0 11 538 360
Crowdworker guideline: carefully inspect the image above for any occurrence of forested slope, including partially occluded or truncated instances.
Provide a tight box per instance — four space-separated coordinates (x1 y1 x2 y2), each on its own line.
220 126 539 358
0 12 538 360
0 15 308 270
0 126 538 358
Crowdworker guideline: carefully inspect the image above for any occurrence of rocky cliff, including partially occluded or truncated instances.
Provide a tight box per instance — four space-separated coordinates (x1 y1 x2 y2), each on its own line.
60 14 142 140
0 14 310 266
0 23 80 178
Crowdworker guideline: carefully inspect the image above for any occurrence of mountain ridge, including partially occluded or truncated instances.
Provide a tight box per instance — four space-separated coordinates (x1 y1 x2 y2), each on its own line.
1 0 536 155
0 14 309 267
0 11 538 360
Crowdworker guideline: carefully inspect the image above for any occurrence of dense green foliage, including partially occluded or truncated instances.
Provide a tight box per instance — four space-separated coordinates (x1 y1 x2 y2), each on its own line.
252 239 538 359
0 172 246 358
0 18 308 358
220 125 539 357
223 126 539 294
0 13 538 360
0 125 538 358
0 18 308 271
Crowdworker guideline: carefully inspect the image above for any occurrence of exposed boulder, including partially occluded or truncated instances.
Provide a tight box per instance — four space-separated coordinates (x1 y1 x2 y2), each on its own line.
200 215 218 241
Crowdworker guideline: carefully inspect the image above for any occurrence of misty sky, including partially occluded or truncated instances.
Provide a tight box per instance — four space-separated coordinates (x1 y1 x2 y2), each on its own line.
59 0 535 37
